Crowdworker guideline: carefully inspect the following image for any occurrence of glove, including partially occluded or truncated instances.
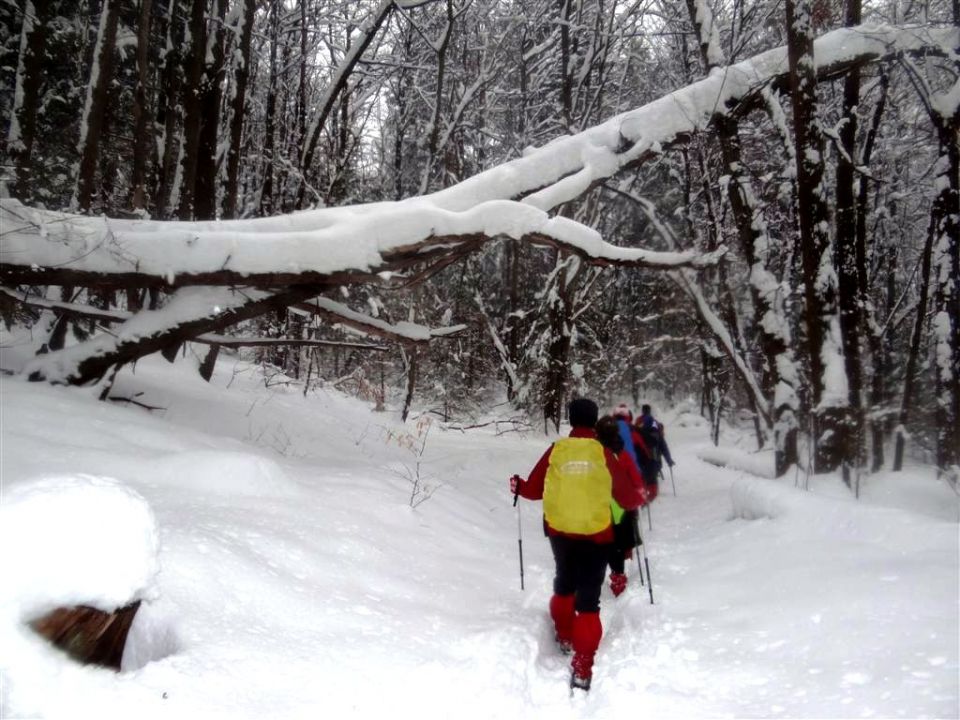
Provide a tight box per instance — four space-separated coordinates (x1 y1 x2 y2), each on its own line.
667 459 675 468
509 474 522 494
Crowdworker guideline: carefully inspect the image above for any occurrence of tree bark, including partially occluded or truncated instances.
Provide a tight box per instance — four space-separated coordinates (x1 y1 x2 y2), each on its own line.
259 0 281 216
153 0 184 218
930 97 960 476
833 0 864 481
401 347 418 422
176 0 209 220
786 0 850 473
858 69 889 471
73 0 121 212
194 0 227 221
129 0 154 212
685 0 797 473
222 0 256 219
6 0 50 204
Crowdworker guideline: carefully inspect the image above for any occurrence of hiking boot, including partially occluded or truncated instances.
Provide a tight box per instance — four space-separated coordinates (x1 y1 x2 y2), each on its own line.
570 653 593 691
555 634 573 655
609 572 627 597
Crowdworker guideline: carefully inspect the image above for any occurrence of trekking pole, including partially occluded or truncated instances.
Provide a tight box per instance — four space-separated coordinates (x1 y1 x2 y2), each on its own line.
513 487 525 591
636 512 654 605
669 465 677 496
632 511 645 587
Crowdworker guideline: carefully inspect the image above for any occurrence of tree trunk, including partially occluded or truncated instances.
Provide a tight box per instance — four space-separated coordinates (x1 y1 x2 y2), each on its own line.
786 0 850 473
129 0 154 212
176 0 209 220
543 255 574 433
892 217 935 471
193 0 227 221
6 0 50 204
259 0 280 216
858 69 889 472
930 99 960 476
559 0 572 129
833 0 864 482
222 0 256 219
153 0 184 218
418 0 454 195
686 0 797 473
73 0 121 212
402 347 418 422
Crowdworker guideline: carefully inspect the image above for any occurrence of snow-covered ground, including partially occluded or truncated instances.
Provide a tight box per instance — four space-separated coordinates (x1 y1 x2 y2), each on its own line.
0 351 957 719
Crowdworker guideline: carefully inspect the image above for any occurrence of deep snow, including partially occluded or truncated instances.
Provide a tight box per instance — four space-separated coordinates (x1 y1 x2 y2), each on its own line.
0 350 957 719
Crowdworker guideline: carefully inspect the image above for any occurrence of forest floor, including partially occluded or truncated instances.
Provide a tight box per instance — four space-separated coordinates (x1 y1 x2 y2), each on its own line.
1 348 957 719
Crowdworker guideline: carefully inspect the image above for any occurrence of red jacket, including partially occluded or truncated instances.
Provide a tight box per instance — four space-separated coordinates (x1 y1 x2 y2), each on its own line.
517 427 645 543
618 449 649 507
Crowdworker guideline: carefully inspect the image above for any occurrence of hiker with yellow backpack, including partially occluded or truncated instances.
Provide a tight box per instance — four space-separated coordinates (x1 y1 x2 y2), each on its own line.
509 398 645 692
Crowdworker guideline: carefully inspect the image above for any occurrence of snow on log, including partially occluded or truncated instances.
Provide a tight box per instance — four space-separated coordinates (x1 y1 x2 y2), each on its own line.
23 286 324 384
0 286 442 350
0 198 711 290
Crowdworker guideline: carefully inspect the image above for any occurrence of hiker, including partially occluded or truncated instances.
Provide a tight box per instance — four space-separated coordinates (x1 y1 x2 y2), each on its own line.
510 398 645 692
601 407 650 597
635 403 674 497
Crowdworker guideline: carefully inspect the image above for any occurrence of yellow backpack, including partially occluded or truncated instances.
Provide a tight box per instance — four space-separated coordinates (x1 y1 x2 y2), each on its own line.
543 438 613 535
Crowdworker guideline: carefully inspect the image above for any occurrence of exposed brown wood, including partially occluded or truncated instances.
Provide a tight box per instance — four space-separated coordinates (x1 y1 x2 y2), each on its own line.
30 601 141 671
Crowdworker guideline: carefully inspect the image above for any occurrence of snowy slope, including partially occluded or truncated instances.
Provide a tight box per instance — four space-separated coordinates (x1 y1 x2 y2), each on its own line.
0 354 957 719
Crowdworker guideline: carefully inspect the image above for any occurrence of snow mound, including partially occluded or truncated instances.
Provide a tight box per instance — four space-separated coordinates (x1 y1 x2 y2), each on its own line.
697 445 776 478
730 477 956 553
730 476 799 520
142 450 302 498
0 475 160 621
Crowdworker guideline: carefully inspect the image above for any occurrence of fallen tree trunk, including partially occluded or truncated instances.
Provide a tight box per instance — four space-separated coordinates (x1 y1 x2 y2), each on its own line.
25 286 326 385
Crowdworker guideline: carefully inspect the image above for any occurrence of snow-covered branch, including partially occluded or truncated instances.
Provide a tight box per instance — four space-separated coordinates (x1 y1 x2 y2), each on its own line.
0 197 714 289
291 296 466 345
23 286 324 385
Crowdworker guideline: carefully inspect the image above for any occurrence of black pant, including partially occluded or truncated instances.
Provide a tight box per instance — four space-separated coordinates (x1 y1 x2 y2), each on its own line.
549 535 612 613
607 511 638 574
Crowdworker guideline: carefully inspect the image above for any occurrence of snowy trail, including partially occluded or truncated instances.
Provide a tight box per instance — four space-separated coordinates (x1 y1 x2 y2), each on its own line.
1 355 957 719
